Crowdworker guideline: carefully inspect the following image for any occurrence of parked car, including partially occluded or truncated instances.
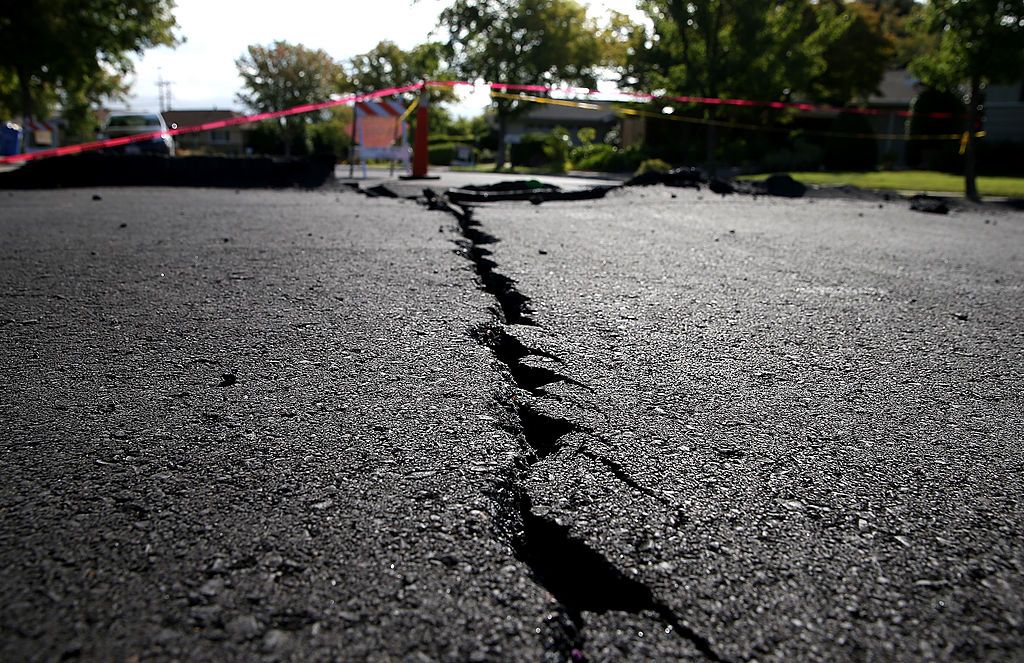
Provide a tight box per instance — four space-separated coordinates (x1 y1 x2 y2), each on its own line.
100 112 175 156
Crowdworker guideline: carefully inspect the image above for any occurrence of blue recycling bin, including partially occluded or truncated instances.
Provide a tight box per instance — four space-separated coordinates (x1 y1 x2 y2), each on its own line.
1 122 23 156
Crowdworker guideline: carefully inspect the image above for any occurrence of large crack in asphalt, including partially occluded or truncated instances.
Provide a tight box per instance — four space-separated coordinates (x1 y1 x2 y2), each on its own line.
422 189 724 662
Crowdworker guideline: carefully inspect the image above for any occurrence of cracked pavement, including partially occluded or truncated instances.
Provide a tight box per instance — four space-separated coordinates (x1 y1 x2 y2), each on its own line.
2 184 1023 661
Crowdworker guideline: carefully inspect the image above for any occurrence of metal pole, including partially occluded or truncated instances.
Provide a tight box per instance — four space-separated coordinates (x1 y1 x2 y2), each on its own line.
348 107 358 179
411 83 429 178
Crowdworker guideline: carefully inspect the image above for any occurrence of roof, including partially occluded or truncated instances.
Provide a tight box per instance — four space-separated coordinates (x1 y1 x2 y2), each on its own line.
868 69 924 106
521 102 617 124
161 109 247 129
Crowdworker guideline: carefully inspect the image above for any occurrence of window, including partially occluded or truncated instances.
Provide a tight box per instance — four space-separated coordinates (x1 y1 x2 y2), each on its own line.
209 130 231 143
108 114 160 127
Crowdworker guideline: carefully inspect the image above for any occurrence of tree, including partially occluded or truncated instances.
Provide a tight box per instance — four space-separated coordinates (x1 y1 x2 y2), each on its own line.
627 0 828 168
347 40 458 144
613 1 895 169
437 0 603 168
810 1 893 105
348 41 457 101
910 0 1024 201
861 0 935 67
0 0 180 141
236 41 349 157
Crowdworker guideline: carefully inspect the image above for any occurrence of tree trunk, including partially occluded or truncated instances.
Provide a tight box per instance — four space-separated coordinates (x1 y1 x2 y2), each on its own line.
705 108 718 176
496 112 508 171
964 77 980 202
280 117 293 158
16 64 32 154
16 66 32 118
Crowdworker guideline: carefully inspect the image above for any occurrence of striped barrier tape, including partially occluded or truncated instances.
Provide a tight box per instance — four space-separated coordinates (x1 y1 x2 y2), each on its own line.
0 77 972 165
429 80 960 120
0 82 425 165
489 91 983 142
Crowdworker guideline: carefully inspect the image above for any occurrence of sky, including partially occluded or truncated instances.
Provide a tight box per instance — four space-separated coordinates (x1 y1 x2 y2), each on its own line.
127 0 641 117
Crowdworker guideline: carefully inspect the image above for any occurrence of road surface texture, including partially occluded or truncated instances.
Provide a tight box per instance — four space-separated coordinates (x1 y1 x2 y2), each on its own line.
458 186 1024 661
1 183 1022 662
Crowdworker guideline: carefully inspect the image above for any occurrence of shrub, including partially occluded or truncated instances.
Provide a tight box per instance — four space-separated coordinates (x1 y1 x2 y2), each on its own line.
510 133 549 167
543 127 572 173
570 143 614 168
907 88 964 171
760 138 825 172
823 112 878 171
427 142 480 166
576 127 597 145
428 134 475 145
570 144 647 172
309 120 352 158
635 158 672 175
428 142 457 165
977 140 1024 176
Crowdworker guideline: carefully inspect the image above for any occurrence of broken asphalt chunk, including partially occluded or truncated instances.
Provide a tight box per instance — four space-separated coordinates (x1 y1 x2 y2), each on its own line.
910 195 950 215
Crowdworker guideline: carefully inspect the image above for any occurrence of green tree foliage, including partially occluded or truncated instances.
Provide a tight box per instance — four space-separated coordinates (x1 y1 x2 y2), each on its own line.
810 2 893 104
437 0 603 167
622 1 822 165
0 0 180 140
347 40 458 147
627 1 820 103
236 41 349 156
308 107 354 158
610 1 892 166
823 112 878 170
910 0 1024 200
862 0 934 67
347 41 456 102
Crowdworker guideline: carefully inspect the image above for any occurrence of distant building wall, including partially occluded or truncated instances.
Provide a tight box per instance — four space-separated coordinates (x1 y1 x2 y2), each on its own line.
983 82 1024 142
162 111 248 155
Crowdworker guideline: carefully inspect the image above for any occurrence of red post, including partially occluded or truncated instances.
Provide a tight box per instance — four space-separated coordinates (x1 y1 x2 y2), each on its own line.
411 83 429 178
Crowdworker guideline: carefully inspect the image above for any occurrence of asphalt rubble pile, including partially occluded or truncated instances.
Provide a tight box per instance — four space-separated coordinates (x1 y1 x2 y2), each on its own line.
0 153 338 189
420 168 1020 215
353 169 901 209
5 154 1018 214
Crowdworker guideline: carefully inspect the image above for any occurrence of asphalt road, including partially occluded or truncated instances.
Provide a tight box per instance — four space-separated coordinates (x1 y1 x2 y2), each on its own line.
0 188 556 661
467 187 1024 660
1 183 1022 662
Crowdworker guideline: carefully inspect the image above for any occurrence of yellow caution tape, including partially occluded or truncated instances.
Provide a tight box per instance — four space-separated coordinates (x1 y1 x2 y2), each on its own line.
490 91 601 111
400 96 420 122
492 91 986 142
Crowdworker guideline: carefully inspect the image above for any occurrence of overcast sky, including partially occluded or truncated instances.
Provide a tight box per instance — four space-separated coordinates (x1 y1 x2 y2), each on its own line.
127 0 641 117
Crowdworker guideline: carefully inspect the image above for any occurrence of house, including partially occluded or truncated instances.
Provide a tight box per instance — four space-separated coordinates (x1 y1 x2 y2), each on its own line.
161 110 250 155
865 69 1024 158
503 102 618 145
983 81 1024 143
865 69 925 161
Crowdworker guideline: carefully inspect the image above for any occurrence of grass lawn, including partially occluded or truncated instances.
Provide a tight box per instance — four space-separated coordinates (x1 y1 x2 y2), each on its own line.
742 170 1024 198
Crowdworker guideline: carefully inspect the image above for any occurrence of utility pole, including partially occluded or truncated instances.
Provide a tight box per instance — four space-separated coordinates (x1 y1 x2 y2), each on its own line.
157 69 174 113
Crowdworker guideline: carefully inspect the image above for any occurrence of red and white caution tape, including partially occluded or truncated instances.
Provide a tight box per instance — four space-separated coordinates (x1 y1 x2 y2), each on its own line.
1 77 962 166
428 80 958 120
0 83 424 165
